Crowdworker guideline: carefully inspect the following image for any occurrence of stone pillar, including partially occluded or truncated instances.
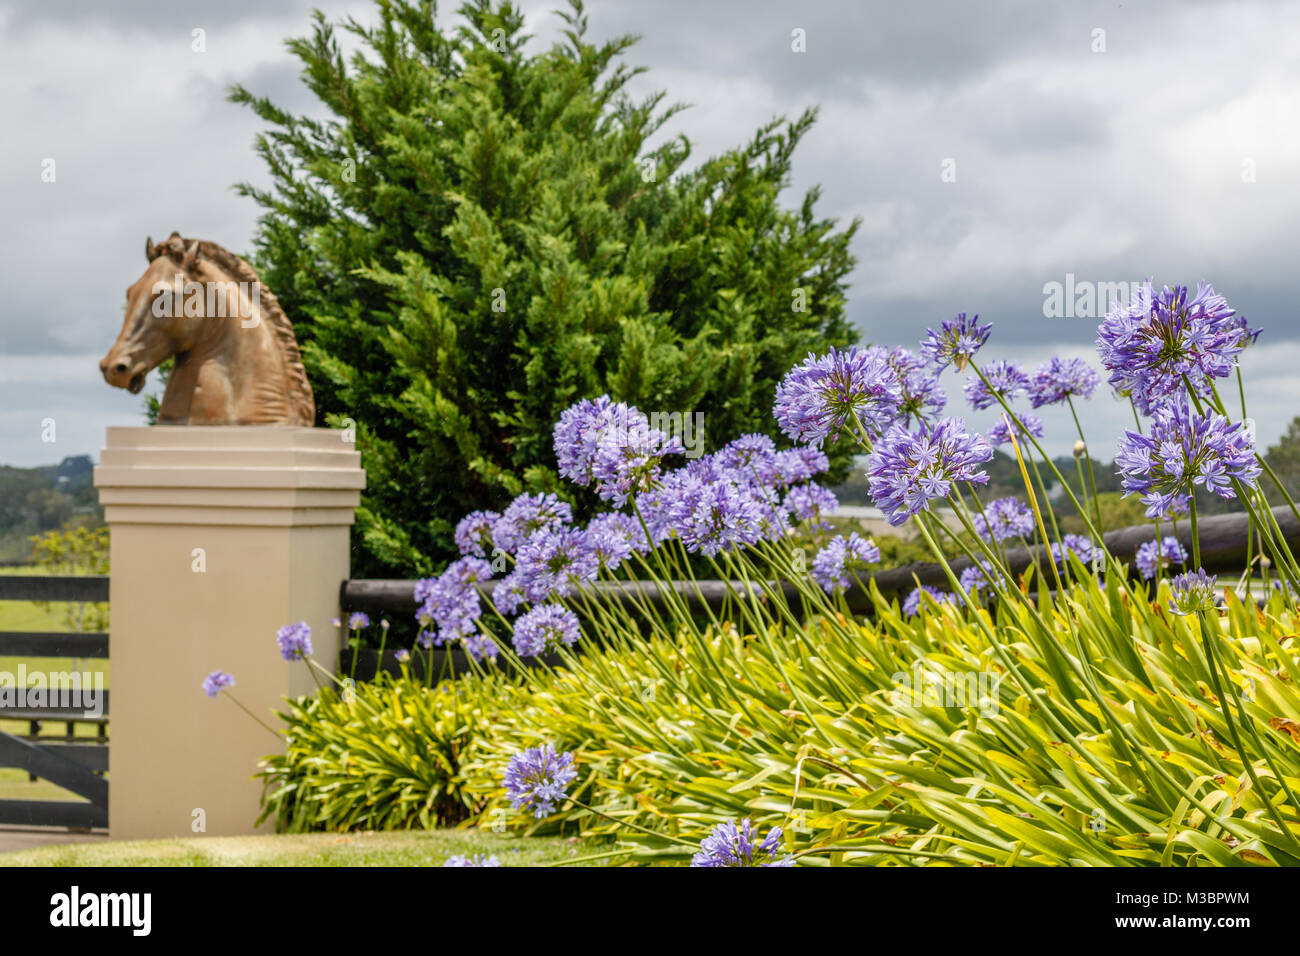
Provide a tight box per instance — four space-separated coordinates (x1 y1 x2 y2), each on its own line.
94 426 364 840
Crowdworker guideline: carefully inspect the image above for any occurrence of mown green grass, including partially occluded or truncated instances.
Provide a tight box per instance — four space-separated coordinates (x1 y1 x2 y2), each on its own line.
0 829 606 867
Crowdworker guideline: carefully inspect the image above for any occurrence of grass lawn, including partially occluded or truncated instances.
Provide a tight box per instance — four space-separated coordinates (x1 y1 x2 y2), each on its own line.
0 829 613 867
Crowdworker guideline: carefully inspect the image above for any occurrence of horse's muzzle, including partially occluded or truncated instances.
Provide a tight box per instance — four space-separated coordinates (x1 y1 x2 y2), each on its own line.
100 354 146 393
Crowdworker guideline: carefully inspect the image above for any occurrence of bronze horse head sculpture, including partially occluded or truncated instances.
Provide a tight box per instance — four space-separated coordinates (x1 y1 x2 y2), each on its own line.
99 232 314 426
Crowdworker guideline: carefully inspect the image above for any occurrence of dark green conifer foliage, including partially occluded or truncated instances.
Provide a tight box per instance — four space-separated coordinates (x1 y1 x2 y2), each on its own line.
232 0 860 574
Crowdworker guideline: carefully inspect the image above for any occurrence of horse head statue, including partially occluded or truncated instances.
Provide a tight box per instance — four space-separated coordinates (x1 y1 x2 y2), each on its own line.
99 232 315 426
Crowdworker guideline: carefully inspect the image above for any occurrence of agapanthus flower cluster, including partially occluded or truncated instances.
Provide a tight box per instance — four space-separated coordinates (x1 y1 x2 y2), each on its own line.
811 533 880 593
920 312 992 371
492 494 573 554
443 854 501 867
959 558 1002 598
987 412 1044 448
414 557 492 646
660 474 771 556
454 510 500 557
511 603 582 658
348 611 370 630
276 621 313 661
1114 399 1260 518
584 511 648 570
1028 357 1100 409
689 818 793 867
202 670 235 698
1050 534 1096 568
503 743 578 818
554 397 683 504
513 526 598 602
875 346 946 425
1169 569 1218 615
1096 281 1251 414
767 446 830 488
866 418 993 526
1134 536 1187 580
903 585 954 617
462 632 500 662
773 346 902 445
963 359 1029 411
973 496 1035 543
783 482 839 530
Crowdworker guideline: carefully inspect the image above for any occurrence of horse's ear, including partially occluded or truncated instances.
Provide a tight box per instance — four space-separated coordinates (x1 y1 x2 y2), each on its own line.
145 236 159 261
182 240 201 271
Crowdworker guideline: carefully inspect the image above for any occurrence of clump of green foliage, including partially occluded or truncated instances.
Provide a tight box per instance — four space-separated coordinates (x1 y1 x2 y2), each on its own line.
231 0 860 575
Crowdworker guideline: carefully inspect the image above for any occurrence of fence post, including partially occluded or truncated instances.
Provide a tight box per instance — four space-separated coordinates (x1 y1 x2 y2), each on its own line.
94 426 364 840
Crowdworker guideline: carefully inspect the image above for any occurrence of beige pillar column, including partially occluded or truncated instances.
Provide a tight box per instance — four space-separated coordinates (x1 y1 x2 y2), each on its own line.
94 426 365 840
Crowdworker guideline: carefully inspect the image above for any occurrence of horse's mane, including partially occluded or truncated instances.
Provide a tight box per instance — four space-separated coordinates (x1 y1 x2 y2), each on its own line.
152 234 315 425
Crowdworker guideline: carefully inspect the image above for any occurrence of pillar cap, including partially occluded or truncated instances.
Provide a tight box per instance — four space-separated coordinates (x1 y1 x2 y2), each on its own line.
94 426 365 527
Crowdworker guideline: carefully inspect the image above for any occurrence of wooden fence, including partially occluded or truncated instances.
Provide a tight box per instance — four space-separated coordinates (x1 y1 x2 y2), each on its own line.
340 506 1300 675
0 575 109 829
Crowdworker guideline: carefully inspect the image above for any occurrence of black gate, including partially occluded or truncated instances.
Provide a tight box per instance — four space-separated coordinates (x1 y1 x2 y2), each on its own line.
0 575 109 829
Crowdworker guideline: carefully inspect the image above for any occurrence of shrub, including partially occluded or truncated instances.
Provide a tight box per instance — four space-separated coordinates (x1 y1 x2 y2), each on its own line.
231 0 860 575
257 672 512 832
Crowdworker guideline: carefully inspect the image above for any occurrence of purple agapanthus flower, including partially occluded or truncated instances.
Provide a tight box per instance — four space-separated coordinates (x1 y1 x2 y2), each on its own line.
773 346 903 445
767 446 831 488
1135 536 1187 580
492 493 574 554
514 527 599 602
973 496 1035 543
443 853 502 867
512 603 582 658
590 419 684 507
348 612 370 630
490 570 529 617
584 511 648 570
963 359 1029 411
554 395 622 486
920 312 993 371
719 434 777 474
503 743 578 819
672 477 767 556
866 418 994 526
875 346 947 426
462 631 500 662
783 482 839 529
1028 357 1101 409
202 670 235 698
903 585 954 617
555 396 685 505
454 510 500 557
690 818 793 867
1114 399 1260 519
414 557 493 645
1169 569 1218 615
1050 534 1096 568
986 412 1045 448
959 558 1001 597
811 533 880 593
276 621 313 661
1096 281 1251 414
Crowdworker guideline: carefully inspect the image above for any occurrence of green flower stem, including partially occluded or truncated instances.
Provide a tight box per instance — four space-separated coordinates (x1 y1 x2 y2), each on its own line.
564 797 698 847
1067 395 1104 533
220 691 281 739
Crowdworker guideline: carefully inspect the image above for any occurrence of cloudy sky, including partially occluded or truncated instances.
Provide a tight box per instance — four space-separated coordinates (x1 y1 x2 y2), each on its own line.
2 0 1299 467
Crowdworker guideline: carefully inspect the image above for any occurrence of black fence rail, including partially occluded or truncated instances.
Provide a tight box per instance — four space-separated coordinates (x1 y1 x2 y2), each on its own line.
0 574 109 829
340 506 1298 677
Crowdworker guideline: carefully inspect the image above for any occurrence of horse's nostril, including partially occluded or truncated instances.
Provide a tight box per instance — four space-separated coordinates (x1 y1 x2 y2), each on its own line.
114 363 129 375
